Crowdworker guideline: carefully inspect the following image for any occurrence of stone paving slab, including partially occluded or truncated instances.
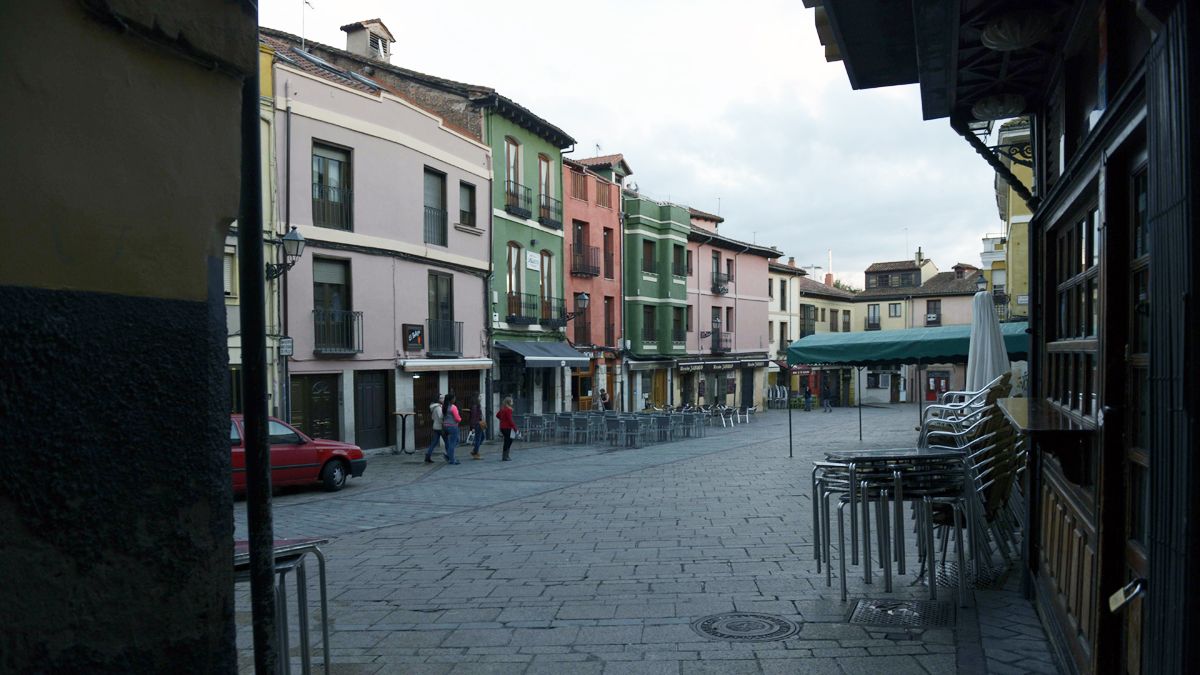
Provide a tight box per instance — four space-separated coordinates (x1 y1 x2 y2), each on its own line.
236 406 1061 673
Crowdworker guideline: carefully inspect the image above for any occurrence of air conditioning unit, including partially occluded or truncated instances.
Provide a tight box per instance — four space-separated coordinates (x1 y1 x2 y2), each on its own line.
926 313 939 322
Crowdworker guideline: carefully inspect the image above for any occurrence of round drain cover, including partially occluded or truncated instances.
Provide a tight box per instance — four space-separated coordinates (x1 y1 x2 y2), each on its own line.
691 613 802 642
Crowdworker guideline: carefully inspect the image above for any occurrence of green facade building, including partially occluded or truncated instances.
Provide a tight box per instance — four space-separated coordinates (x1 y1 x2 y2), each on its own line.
485 101 584 414
621 192 690 409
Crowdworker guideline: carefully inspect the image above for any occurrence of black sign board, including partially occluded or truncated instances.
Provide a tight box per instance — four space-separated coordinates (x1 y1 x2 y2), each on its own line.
403 323 424 352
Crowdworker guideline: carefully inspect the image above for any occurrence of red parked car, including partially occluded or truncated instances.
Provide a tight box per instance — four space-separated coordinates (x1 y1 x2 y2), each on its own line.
231 415 366 492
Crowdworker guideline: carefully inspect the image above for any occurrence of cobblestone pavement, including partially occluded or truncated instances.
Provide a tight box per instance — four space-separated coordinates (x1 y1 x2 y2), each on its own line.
235 405 1061 674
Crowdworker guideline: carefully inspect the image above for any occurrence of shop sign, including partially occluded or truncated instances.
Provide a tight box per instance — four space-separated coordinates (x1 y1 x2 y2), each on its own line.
278 336 294 357
708 362 736 371
726 373 737 393
526 250 541 271
677 362 705 372
740 360 769 368
792 365 812 375
403 323 424 351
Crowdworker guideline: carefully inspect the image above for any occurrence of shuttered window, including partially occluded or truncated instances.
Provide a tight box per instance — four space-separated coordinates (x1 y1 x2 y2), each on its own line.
223 250 236 297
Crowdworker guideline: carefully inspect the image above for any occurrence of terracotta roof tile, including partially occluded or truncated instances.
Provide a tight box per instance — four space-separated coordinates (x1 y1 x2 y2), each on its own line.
688 207 724 223
864 259 920 273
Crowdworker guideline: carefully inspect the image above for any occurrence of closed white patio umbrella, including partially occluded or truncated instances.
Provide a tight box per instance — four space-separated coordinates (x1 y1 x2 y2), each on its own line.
965 290 1010 392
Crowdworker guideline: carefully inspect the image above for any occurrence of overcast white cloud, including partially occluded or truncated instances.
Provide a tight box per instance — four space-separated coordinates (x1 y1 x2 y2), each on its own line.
260 0 1002 287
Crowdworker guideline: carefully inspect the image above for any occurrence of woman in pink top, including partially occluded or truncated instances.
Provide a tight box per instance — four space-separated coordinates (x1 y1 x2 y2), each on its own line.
442 393 462 464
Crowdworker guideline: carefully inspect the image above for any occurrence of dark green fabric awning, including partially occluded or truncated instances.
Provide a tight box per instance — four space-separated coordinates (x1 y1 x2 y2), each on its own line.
787 322 1030 367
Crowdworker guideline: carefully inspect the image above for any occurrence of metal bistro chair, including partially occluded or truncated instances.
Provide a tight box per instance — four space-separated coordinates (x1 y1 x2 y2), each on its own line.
569 415 591 444
652 414 672 442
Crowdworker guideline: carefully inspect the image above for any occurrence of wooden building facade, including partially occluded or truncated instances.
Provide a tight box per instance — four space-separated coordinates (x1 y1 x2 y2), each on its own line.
804 1 1199 672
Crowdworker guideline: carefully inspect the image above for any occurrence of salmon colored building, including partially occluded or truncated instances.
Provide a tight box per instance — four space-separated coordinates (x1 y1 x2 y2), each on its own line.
562 155 631 410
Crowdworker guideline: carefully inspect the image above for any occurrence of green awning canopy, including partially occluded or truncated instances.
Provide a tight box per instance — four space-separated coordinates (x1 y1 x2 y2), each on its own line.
787 322 1030 367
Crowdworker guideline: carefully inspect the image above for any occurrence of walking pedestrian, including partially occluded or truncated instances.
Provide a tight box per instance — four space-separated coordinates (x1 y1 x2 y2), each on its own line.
822 383 834 412
442 393 462 464
468 394 485 459
497 396 517 461
803 385 813 412
423 393 444 463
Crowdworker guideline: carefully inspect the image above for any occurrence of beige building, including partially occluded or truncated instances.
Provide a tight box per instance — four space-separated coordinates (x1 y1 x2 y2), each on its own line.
855 251 979 403
986 118 1033 320
767 258 857 405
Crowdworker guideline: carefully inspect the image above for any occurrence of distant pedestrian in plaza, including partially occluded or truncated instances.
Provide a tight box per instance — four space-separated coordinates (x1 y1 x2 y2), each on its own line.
442 393 462 464
423 393 444 463
599 388 610 411
497 397 517 461
468 394 485 459
803 385 813 412
822 383 834 412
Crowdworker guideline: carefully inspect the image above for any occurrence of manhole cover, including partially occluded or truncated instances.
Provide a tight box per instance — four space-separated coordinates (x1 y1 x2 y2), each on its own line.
848 600 955 628
691 613 802 642
936 561 1009 589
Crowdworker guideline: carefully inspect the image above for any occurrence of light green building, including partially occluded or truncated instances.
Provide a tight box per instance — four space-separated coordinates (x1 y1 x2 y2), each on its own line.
621 192 691 408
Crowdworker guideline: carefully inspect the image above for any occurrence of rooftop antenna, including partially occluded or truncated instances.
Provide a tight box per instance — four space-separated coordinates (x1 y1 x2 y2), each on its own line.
595 143 601 156
717 197 721 215
301 0 314 51
802 264 823 276
752 231 758 244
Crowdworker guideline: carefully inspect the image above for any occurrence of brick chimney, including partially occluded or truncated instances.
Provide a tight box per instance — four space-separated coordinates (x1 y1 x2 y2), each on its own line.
788 256 796 267
824 273 834 287
915 246 923 266
340 19 395 63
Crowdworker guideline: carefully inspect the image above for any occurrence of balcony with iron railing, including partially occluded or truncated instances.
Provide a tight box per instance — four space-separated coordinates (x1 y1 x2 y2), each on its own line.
312 183 352 231
865 317 881 331
504 181 532 219
672 327 687 344
571 245 600 277
505 292 566 327
711 331 733 353
427 318 463 357
424 205 448 246
711 271 732 294
313 309 363 354
604 323 615 347
573 319 591 345
538 194 563 229
672 261 688 278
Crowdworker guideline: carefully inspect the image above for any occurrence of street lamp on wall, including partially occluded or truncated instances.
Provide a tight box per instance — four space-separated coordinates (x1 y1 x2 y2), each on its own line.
700 314 721 339
266 226 306 280
564 291 589 321
975 273 988 293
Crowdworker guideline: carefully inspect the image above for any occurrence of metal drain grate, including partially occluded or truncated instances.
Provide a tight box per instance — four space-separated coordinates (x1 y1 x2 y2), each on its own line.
935 561 1009 589
691 613 802 642
848 599 955 628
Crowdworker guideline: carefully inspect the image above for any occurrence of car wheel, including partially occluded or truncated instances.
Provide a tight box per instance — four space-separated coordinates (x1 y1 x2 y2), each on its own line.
320 460 348 492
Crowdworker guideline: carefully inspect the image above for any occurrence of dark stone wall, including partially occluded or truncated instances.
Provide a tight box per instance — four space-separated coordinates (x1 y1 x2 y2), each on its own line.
0 284 235 673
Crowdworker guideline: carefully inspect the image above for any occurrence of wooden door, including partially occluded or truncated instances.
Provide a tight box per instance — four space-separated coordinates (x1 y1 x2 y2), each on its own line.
291 373 340 440
354 370 388 450
412 373 440 449
651 370 667 407
448 371 480 423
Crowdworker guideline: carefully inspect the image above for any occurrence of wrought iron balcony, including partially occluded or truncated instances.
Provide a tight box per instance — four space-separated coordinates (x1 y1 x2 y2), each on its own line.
424 205 448 246
538 194 563 229
604 323 615 347
672 261 688 277
504 181 532 219
313 309 363 354
573 319 591 345
711 331 732 353
571 245 601 276
312 183 352 231
427 318 462 357
506 292 566 327
642 322 656 342
459 208 475 228
865 318 881 331
672 327 687 343
711 271 731 294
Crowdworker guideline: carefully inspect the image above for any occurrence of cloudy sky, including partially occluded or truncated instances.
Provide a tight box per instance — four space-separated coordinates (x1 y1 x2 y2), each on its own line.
260 0 1002 288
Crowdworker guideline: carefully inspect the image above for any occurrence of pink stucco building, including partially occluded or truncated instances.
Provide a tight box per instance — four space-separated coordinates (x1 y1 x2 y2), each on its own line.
676 209 779 408
265 34 492 450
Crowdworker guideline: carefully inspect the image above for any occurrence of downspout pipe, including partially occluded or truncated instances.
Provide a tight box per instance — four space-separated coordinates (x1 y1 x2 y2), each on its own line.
484 111 495 436
282 84 292 422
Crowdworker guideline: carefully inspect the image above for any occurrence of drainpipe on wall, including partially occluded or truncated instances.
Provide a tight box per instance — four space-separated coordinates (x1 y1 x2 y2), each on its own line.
282 87 292 422
483 112 495 436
